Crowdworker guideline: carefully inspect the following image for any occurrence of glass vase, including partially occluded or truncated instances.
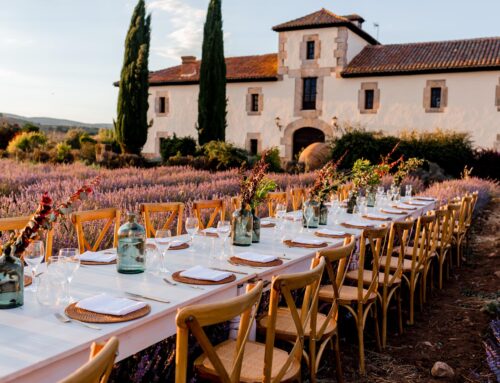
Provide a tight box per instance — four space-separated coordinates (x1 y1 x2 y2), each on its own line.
232 208 253 246
251 209 260 243
366 186 376 207
319 202 328 225
117 213 146 274
302 199 320 228
346 192 357 214
0 253 24 309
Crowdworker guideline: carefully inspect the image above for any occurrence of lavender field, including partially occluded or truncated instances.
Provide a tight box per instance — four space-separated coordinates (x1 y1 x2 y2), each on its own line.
0 159 315 250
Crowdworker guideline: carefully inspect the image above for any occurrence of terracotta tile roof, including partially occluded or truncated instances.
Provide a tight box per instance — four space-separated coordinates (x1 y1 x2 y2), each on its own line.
272 8 377 44
149 53 278 85
342 14 365 23
343 37 500 77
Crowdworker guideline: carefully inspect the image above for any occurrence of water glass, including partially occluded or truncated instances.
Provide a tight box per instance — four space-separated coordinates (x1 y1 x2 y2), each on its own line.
185 217 199 251
37 255 69 307
145 245 161 276
59 248 80 302
405 184 413 198
24 240 44 291
216 221 231 259
155 229 172 273
303 205 314 231
377 186 385 195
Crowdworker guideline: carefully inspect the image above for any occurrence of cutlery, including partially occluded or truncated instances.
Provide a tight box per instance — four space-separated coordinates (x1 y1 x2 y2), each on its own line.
163 277 205 290
278 256 291 260
54 313 101 330
125 291 170 304
210 267 249 275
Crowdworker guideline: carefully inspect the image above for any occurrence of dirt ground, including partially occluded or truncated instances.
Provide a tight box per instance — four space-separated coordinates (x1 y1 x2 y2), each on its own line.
318 199 500 383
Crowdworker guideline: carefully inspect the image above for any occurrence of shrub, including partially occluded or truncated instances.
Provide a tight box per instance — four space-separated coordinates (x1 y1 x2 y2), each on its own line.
202 140 249 170
331 128 474 178
21 122 40 133
78 142 97 164
260 146 283 173
52 142 74 163
6 131 48 154
472 149 500 180
160 134 197 162
0 123 20 150
64 128 93 149
30 148 51 163
96 129 120 153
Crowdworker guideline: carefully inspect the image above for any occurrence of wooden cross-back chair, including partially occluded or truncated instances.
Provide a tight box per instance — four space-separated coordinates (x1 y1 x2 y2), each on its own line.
290 188 306 211
373 219 414 348
140 202 184 237
340 226 387 374
453 195 471 267
175 281 264 383
230 196 241 212
337 183 353 202
192 199 225 229
70 208 120 254
58 337 119 383
267 192 288 218
0 215 54 261
446 202 463 267
257 257 326 383
314 236 356 383
428 208 452 290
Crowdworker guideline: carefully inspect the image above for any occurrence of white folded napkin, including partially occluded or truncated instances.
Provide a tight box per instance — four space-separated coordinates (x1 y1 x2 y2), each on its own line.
261 220 272 226
78 249 116 263
289 236 325 245
363 213 391 220
76 293 147 316
380 208 405 214
202 228 219 234
415 196 436 201
235 252 278 263
404 200 427 206
316 229 346 236
342 220 373 228
170 238 188 247
180 265 231 281
393 204 417 210
285 211 302 221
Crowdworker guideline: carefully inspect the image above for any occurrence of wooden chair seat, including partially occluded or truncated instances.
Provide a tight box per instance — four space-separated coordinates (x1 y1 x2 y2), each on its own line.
320 285 377 304
194 339 301 383
380 256 424 273
257 307 337 341
399 247 437 260
345 269 401 287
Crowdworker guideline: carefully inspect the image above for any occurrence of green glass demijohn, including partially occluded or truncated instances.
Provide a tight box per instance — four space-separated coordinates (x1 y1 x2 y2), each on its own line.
117 213 146 274
0 252 24 309
232 208 253 246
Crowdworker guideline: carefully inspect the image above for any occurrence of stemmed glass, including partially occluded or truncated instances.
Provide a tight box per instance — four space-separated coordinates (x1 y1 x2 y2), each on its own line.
216 221 231 259
303 204 314 232
24 240 44 291
405 184 413 199
275 202 287 229
185 217 199 252
59 248 80 303
155 229 172 273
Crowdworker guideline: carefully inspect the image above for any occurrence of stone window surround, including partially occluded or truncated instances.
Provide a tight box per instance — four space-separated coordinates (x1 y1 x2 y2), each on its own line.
245 133 262 154
154 131 170 156
246 87 263 116
423 79 448 113
496 78 500 111
155 91 169 116
277 32 288 75
300 34 321 67
289 67 330 118
358 82 380 114
334 27 348 78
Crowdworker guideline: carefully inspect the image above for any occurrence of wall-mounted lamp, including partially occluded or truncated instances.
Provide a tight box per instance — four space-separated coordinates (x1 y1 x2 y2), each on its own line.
331 116 338 131
275 116 283 132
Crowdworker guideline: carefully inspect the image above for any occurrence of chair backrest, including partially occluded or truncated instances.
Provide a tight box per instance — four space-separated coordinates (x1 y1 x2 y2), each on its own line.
58 337 119 383
263 257 326 383
71 208 121 253
192 199 225 229
465 193 477 227
408 213 435 273
356 227 389 303
314 237 356 338
290 188 306 211
230 196 241 212
267 192 287 218
432 208 451 249
140 202 184 237
337 183 353 201
381 219 414 286
0 215 54 261
175 281 264 383
447 202 461 231
458 195 472 233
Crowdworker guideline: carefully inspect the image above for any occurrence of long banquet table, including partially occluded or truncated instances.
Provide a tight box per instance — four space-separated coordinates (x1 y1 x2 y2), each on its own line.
0 198 436 383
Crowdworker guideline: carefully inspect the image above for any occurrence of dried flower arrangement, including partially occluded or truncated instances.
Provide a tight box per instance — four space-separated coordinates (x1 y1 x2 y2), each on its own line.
239 153 277 211
308 152 347 203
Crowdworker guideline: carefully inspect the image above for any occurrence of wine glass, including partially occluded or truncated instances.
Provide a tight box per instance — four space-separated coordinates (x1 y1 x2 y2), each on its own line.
303 204 314 232
60 248 80 302
24 240 44 291
155 229 172 273
405 184 413 198
216 221 231 258
185 216 199 252
377 186 385 195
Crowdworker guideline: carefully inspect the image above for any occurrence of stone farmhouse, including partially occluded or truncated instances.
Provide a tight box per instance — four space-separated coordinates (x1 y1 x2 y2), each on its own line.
143 8 500 159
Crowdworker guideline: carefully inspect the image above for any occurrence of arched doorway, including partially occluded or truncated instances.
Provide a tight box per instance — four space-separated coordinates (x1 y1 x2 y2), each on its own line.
292 127 325 159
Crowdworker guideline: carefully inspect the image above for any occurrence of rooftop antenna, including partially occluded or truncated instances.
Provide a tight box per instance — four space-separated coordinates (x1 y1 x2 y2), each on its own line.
373 22 380 41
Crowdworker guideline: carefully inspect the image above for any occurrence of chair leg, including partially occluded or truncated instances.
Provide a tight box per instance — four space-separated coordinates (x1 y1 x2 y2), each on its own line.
438 256 444 289
373 304 382 352
409 282 415 325
381 297 388 349
309 338 317 383
397 289 403 336
333 334 344 383
357 319 365 375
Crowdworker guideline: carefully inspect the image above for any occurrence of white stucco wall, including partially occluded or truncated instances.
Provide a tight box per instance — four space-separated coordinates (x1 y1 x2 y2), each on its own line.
346 30 370 63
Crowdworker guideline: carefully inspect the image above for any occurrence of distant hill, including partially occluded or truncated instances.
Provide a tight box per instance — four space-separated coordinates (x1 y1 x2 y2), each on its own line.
0 112 112 131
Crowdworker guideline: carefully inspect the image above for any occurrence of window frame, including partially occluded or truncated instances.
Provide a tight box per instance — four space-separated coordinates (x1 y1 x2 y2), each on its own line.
306 41 315 60
364 89 375 110
249 139 258 156
302 77 317 111
250 94 259 112
159 97 166 114
430 87 442 109
424 80 447 113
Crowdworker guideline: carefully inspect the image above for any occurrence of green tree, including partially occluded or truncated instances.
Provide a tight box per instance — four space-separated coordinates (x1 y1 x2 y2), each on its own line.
197 0 226 145
114 0 151 154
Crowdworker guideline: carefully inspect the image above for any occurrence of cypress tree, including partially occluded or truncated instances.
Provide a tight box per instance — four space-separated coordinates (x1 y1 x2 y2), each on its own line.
197 0 227 145
114 0 151 154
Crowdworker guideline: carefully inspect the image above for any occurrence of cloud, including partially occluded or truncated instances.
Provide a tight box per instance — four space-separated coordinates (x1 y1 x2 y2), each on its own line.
149 0 206 61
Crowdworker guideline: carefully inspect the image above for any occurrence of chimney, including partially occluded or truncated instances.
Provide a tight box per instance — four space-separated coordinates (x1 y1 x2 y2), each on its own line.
180 56 197 77
343 14 365 29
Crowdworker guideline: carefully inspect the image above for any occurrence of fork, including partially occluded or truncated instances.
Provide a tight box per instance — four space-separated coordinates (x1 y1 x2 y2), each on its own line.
163 277 205 290
54 313 101 330
125 291 170 304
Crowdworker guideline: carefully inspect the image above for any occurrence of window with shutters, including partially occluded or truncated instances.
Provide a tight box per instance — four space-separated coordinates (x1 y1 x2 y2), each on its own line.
424 80 447 113
302 77 317 110
364 89 374 110
306 41 315 60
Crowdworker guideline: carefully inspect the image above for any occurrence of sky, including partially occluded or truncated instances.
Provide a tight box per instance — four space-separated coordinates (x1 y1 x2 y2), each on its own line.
1 0 499 124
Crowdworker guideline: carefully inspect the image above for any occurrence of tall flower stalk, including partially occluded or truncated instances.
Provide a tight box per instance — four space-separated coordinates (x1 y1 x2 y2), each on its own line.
309 152 347 203
239 152 276 211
